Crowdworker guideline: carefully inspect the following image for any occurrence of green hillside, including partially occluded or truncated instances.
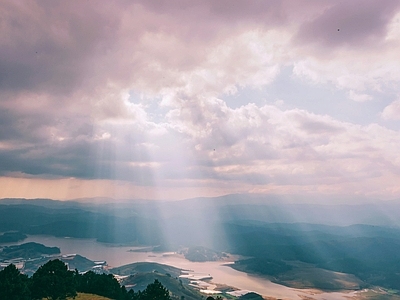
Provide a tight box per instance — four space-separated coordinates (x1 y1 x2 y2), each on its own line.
68 293 112 300
121 273 203 300
111 262 182 278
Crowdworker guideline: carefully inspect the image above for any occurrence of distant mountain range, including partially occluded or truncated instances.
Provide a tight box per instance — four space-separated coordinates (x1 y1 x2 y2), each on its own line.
2 194 400 226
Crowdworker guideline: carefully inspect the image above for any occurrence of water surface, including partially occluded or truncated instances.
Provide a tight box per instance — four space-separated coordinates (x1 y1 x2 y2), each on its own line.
15 235 357 300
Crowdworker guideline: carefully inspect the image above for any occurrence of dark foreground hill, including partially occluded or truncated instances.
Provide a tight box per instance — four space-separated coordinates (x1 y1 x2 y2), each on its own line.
0 259 178 300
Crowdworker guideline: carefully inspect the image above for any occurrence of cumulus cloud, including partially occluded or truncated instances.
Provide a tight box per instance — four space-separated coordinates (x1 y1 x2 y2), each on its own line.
159 96 400 197
382 99 400 120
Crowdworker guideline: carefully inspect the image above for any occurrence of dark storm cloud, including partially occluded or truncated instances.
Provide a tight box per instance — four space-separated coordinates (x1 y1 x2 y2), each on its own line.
0 140 95 177
0 134 160 185
0 1 122 94
0 0 328 96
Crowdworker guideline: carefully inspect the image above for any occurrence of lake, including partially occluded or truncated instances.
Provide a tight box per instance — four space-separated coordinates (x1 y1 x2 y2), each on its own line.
15 235 359 300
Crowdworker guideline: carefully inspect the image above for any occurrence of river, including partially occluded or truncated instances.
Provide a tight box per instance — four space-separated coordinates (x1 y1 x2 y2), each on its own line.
14 235 360 300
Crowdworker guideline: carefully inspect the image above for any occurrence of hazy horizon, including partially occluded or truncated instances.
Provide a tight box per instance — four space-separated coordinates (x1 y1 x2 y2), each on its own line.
1 1 400 202
2 192 400 205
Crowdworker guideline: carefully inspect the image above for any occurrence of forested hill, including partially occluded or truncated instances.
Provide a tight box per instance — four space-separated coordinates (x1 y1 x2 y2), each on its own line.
0 259 183 300
0 202 163 244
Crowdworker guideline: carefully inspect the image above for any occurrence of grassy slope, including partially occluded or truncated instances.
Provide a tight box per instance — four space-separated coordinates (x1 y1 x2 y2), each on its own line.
277 261 364 290
353 290 400 300
232 260 364 291
111 262 182 277
67 293 112 300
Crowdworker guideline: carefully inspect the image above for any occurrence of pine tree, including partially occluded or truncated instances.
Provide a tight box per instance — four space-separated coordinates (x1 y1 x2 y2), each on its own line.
31 259 77 300
139 279 171 300
0 264 31 300
77 270 124 299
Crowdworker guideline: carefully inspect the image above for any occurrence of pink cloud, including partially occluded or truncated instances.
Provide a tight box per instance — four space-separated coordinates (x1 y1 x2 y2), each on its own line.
294 0 400 48
382 99 400 120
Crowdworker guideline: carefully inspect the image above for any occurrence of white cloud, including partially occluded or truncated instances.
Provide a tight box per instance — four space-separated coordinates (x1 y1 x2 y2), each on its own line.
348 90 373 102
381 99 400 120
385 12 400 41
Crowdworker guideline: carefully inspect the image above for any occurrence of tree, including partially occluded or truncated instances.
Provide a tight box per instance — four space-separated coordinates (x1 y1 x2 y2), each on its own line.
77 270 125 300
239 292 264 300
31 259 77 300
139 279 171 300
0 264 31 300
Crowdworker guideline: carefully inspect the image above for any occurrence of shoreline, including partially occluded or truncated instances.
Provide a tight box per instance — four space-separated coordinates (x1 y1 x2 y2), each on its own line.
203 258 366 300
215 264 400 300
10 236 398 300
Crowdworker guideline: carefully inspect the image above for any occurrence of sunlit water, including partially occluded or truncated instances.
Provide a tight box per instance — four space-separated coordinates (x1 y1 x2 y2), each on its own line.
12 235 359 300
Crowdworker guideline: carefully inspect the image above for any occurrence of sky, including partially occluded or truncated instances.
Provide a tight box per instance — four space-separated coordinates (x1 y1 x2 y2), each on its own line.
1 0 400 202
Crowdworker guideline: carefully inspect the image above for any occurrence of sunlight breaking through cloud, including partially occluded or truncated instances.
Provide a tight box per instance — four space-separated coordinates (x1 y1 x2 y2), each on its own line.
0 0 399 201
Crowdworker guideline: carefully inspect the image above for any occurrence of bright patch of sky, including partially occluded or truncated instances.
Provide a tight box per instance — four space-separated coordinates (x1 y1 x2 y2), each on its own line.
128 91 169 124
223 67 399 129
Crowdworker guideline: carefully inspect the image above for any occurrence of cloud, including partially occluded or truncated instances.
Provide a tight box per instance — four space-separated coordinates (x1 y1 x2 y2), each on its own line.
347 90 373 102
1 0 400 200
0 1 123 94
295 0 400 48
160 96 400 196
381 99 400 120
2 0 399 103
